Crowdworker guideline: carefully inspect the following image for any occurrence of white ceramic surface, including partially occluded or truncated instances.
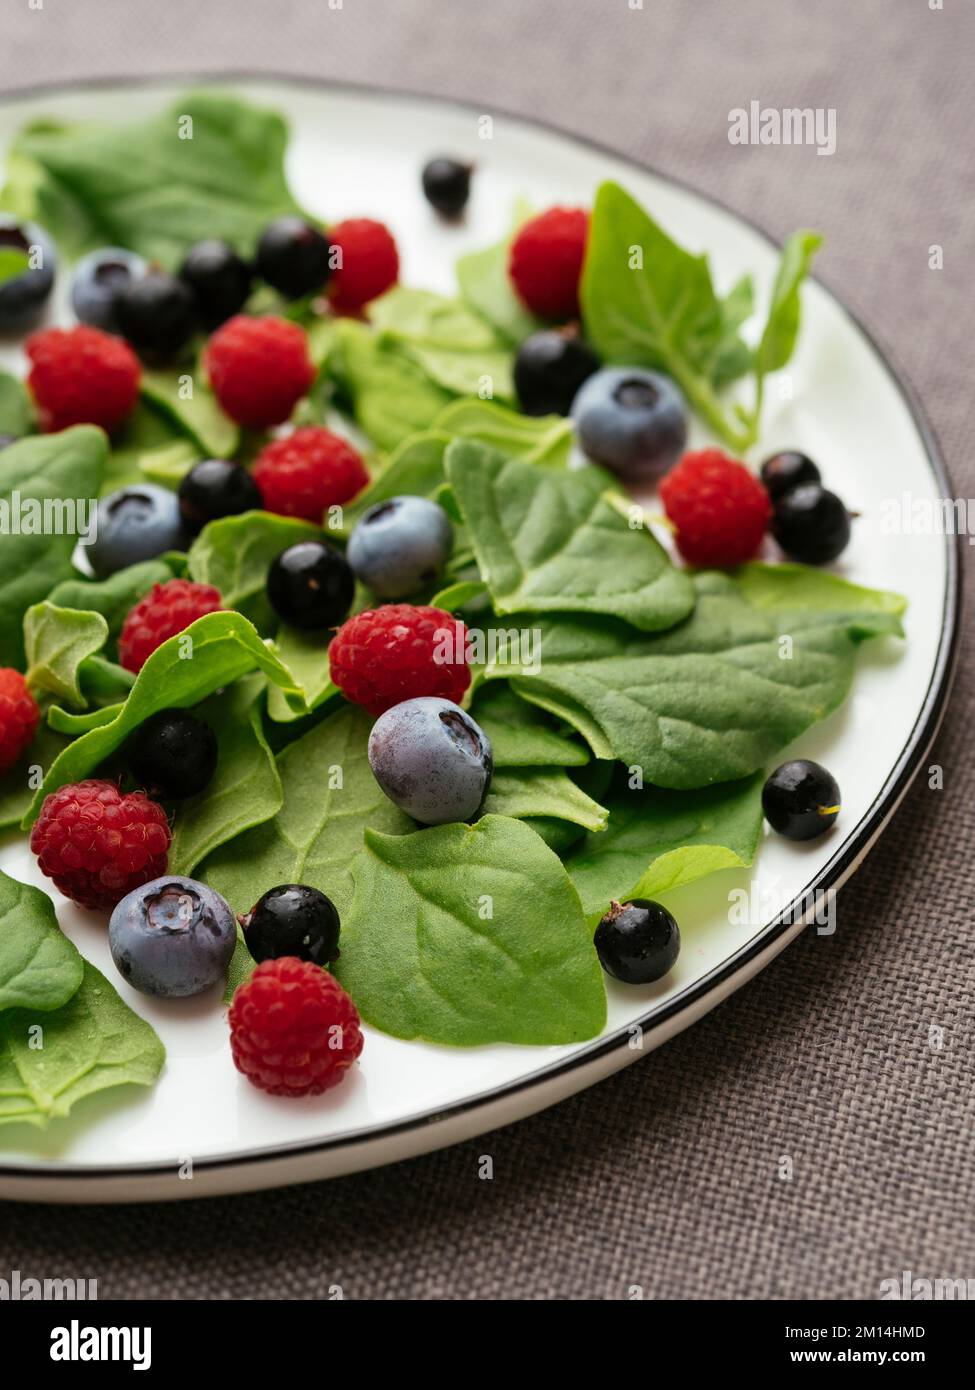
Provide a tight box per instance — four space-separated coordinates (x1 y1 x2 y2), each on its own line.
0 78 958 1202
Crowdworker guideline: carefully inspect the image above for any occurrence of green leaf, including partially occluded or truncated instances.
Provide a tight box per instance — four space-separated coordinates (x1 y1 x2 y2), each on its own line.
4 90 305 268
0 961 164 1130
445 440 695 631
486 568 905 788
756 231 824 379
335 815 606 1046
48 557 181 651
563 772 764 918
340 431 449 533
101 402 196 494
186 510 322 632
483 766 608 832
455 216 540 345
0 869 84 1013
470 683 588 767
47 702 122 735
0 426 107 666
329 320 453 453
23 602 109 708
77 654 135 708
23 610 305 825
0 369 34 436
0 724 68 830
169 676 282 877
433 398 574 468
202 703 413 921
141 367 239 459
369 286 514 400
266 625 337 723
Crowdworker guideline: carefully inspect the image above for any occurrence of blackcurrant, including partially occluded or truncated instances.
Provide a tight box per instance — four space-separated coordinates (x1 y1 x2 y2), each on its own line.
179 239 252 329
115 270 198 361
514 327 600 416
760 450 821 500
127 708 218 799
256 217 331 299
239 884 341 966
594 898 680 984
266 540 355 629
177 458 263 535
771 482 851 564
421 157 473 217
762 760 840 840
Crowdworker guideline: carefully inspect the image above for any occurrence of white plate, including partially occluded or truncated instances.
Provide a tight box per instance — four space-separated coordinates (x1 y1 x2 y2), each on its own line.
0 77 959 1202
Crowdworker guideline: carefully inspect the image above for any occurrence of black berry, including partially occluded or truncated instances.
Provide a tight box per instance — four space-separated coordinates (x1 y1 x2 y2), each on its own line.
239 883 341 967
177 458 263 535
760 450 820 500
771 482 851 564
127 708 218 799
594 898 680 984
115 270 198 361
421 157 473 217
514 327 600 416
762 759 840 840
267 540 355 629
179 239 252 329
256 217 331 299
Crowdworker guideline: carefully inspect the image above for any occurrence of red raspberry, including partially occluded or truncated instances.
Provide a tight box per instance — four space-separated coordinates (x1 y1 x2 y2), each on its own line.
509 206 590 320
328 217 399 314
660 449 772 567
29 779 171 911
26 325 141 433
329 604 470 716
229 957 363 1097
204 315 315 429
0 668 40 774
118 579 222 674
252 426 368 522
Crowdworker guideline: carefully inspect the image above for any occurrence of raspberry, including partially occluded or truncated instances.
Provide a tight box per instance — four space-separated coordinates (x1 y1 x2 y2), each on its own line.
25 325 141 433
0 668 40 774
252 426 368 522
328 218 399 314
329 604 470 716
204 315 315 429
229 957 363 1097
660 448 772 567
509 206 590 320
29 779 171 911
118 579 222 674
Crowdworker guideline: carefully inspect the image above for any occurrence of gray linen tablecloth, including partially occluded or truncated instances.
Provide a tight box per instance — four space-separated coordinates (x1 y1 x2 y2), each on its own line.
0 0 972 1299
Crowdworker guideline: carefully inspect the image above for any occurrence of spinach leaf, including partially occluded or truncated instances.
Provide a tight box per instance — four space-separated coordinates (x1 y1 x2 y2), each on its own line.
483 766 608 832
169 676 282 877
0 961 164 1129
203 703 412 920
77 655 134 708
49 557 177 651
486 568 905 788
100 402 197 494
433 398 574 468
23 602 109 708
141 367 239 460
47 702 122 736
369 286 515 400
334 815 606 1046
23 610 305 824
266 625 337 723
4 90 304 267
0 427 107 666
0 869 84 1013
563 772 764 918
329 320 453 453
470 682 588 767
186 510 322 632
339 431 449 533
445 440 695 631
455 217 540 344
0 370 34 436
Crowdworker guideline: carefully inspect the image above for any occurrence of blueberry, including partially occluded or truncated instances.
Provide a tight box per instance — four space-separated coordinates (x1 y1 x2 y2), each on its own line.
347 496 453 599
368 696 492 825
594 898 680 984
0 217 56 335
70 246 147 334
514 328 600 416
266 540 355 629
572 366 687 481
421 157 473 218
115 269 198 361
86 484 188 578
109 875 236 997
127 708 218 799
762 760 840 841
760 450 820 500
177 458 263 536
239 884 341 967
256 217 331 299
179 239 252 330
771 482 851 564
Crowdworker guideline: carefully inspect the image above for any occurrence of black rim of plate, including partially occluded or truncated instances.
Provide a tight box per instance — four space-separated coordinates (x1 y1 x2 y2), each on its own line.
0 73 962 1190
